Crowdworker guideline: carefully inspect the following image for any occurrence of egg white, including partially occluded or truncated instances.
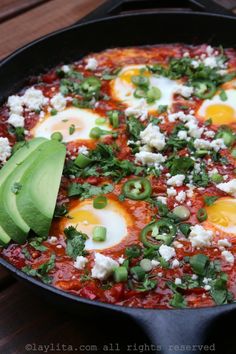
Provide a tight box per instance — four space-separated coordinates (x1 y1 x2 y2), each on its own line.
197 89 236 125
31 107 111 142
111 64 180 111
63 199 133 250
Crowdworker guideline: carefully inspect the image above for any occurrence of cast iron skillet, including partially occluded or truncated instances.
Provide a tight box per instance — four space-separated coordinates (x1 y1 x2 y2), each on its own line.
1 1 236 353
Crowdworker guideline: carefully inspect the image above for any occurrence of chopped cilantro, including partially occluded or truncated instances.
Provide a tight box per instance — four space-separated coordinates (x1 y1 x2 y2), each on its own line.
64 226 88 259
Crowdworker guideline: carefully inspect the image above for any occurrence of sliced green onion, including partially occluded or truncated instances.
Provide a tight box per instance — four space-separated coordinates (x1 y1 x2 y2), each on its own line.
131 75 149 88
197 208 208 222
211 173 223 184
69 124 75 135
107 110 119 128
89 127 110 139
93 196 107 209
114 266 128 282
134 88 147 98
51 131 63 142
130 266 146 281
140 258 152 272
215 128 235 147
173 206 190 220
51 108 58 116
95 117 106 125
219 89 228 102
74 154 92 168
92 226 107 242
146 87 162 103
195 149 208 157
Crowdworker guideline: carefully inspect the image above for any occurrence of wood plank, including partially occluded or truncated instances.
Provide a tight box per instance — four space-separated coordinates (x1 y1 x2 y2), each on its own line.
0 0 50 24
0 0 105 60
0 281 150 354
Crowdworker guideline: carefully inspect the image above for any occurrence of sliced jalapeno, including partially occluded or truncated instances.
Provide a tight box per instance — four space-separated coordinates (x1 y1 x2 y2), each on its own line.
134 87 148 98
140 219 177 249
122 178 152 200
192 81 217 99
131 75 150 88
80 77 101 95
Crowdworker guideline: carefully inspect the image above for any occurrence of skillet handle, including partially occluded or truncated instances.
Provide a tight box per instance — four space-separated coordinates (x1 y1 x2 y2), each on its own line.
78 0 233 23
127 305 236 354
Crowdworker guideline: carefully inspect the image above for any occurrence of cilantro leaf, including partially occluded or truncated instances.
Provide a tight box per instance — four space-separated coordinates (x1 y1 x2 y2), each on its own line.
64 226 88 259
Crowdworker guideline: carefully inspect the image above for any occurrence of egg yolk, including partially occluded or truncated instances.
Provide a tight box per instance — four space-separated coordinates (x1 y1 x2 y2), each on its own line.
120 68 150 84
66 209 100 236
206 198 236 229
204 104 235 125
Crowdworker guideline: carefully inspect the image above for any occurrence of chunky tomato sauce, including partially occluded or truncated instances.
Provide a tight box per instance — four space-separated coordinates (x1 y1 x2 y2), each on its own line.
1 44 236 309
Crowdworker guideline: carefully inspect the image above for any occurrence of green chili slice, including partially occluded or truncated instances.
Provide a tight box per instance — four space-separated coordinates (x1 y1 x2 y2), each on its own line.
122 178 152 200
192 81 217 99
140 219 177 249
93 196 107 209
197 208 208 222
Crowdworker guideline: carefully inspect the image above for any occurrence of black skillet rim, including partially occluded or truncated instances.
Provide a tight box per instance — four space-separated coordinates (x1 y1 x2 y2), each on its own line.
1 11 236 314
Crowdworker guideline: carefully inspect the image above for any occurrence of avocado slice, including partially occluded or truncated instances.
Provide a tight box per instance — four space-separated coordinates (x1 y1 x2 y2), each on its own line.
0 138 47 244
16 140 66 237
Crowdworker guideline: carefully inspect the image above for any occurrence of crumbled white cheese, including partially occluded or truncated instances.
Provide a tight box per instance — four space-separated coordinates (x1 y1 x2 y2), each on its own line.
91 253 118 280
118 256 125 265
203 56 218 68
139 123 166 151
74 256 88 270
221 250 234 264
125 98 148 121
61 64 70 73
7 95 23 114
0 137 11 163
85 57 98 71
7 113 24 128
159 244 176 261
22 87 48 110
78 145 89 156
167 174 185 187
167 187 177 197
48 236 57 244
176 190 186 203
189 225 213 248
50 92 67 111
217 179 236 197
172 259 180 268
217 239 232 248
151 259 160 268
204 130 215 138
191 60 200 69
185 120 203 138
194 138 226 152
157 196 167 204
175 85 193 98
204 285 211 291
175 278 182 285
177 130 188 140
135 151 166 167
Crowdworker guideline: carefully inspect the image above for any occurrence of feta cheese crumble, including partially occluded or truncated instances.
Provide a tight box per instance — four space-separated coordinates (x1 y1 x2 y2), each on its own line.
135 151 166 167
7 113 24 128
125 98 148 121
22 87 48 110
0 137 11 163
221 250 234 264
167 174 185 187
91 253 118 280
74 256 88 270
50 93 67 111
217 239 232 248
217 179 236 197
85 57 98 71
139 123 166 151
159 244 176 261
189 225 213 248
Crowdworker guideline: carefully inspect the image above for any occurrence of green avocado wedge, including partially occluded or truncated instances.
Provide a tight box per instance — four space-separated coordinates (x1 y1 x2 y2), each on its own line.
16 140 66 237
0 138 47 244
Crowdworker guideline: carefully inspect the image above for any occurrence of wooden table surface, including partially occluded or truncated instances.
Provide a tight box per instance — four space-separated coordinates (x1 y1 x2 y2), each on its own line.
1 1 236 353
